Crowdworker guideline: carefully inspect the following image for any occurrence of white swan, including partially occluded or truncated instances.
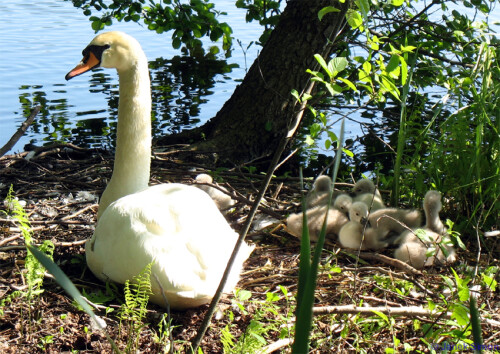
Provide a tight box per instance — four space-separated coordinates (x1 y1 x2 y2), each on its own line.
352 179 385 211
338 202 388 250
66 31 254 309
394 190 456 269
286 205 348 242
194 173 235 211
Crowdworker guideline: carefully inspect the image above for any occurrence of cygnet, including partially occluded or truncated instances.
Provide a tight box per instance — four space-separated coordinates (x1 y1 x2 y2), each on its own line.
286 205 349 242
352 179 385 211
306 175 343 209
394 190 456 268
338 202 389 250
194 173 235 210
367 207 422 239
333 194 353 215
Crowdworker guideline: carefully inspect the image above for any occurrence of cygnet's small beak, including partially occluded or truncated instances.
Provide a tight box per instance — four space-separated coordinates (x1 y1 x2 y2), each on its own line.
65 52 100 81
360 217 369 227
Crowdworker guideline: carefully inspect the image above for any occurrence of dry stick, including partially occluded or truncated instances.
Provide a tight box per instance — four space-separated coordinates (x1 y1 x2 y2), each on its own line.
190 78 314 354
0 105 40 157
191 5 349 348
311 305 500 328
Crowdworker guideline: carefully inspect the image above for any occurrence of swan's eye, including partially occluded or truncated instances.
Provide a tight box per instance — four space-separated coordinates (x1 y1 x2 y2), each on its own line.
81 44 111 64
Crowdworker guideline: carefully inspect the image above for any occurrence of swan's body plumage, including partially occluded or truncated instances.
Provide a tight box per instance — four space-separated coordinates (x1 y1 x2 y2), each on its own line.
394 190 456 269
67 31 253 309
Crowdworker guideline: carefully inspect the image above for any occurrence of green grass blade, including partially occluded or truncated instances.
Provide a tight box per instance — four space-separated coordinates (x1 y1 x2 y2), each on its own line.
295 197 311 312
26 244 121 353
292 118 345 353
469 296 483 354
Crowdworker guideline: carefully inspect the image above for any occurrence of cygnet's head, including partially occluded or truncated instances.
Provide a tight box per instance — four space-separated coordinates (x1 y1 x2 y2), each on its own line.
334 194 352 214
195 173 214 184
349 201 369 223
66 31 146 80
352 179 376 196
312 175 332 193
423 190 442 215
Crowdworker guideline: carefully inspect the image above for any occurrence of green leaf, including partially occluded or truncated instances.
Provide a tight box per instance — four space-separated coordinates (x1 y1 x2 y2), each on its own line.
400 56 408 85
291 89 301 102
386 55 400 73
329 57 348 74
338 77 357 91
342 148 354 157
318 6 340 21
356 0 370 21
314 54 331 77
91 20 102 31
346 9 363 29
392 0 404 6
380 74 400 100
26 244 108 331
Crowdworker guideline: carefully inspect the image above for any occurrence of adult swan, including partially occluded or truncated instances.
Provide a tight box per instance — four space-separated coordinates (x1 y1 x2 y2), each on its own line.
66 31 254 309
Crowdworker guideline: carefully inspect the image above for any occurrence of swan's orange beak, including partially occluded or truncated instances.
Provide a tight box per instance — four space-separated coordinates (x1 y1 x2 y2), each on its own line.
65 52 100 80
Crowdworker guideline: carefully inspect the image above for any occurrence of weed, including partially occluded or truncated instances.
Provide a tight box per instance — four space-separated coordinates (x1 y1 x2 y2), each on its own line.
118 262 153 351
0 185 54 340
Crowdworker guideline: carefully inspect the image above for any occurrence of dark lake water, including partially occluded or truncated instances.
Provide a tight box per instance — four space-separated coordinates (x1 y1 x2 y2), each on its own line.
0 0 266 153
1 0 497 177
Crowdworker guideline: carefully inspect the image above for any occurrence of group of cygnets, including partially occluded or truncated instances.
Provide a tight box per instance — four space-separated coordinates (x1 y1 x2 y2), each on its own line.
286 176 457 269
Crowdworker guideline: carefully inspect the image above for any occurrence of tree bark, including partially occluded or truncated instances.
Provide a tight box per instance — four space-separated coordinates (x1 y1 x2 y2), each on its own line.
158 0 350 166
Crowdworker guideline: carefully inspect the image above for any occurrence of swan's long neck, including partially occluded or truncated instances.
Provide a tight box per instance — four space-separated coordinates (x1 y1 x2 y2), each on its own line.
98 57 152 218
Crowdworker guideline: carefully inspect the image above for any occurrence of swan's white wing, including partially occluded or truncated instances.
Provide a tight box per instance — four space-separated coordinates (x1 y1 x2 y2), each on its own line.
87 183 253 309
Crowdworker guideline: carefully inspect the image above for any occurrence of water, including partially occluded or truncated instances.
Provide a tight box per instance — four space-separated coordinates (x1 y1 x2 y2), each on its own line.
0 0 262 153
1 1 497 164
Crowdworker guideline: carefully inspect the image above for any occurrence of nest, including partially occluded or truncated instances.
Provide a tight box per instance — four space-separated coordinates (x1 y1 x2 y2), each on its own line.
1 143 499 353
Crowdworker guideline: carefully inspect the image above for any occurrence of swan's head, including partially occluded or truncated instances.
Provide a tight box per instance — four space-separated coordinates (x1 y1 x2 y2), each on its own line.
312 175 332 193
66 31 145 80
352 179 375 196
349 201 369 224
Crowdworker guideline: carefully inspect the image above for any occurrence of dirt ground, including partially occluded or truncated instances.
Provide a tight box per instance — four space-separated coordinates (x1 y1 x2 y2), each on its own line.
1 144 499 353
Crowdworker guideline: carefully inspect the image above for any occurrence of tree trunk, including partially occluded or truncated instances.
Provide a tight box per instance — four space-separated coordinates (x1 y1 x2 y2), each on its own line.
158 0 350 166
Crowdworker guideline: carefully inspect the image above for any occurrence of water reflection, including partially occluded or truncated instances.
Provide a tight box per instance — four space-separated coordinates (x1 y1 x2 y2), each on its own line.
16 55 235 150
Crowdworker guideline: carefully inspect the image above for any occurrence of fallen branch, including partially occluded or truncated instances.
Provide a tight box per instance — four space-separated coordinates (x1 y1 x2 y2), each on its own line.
312 305 500 328
358 252 422 275
0 105 40 157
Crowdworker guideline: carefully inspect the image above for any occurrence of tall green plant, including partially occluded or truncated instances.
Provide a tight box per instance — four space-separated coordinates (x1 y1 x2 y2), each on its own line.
292 118 345 353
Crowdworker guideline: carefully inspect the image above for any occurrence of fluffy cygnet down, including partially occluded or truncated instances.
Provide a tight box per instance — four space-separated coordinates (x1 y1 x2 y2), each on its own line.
423 190 447 234
333 194 352 216
194 173 235 210
367 207 422 239
394 190 456 269
338 202 389 250
352 179 385 211
394 231 456 269
286 205 349 242
306 175 344 209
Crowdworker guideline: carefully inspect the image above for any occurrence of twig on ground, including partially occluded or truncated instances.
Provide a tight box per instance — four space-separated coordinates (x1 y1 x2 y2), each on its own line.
0 106 40 157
